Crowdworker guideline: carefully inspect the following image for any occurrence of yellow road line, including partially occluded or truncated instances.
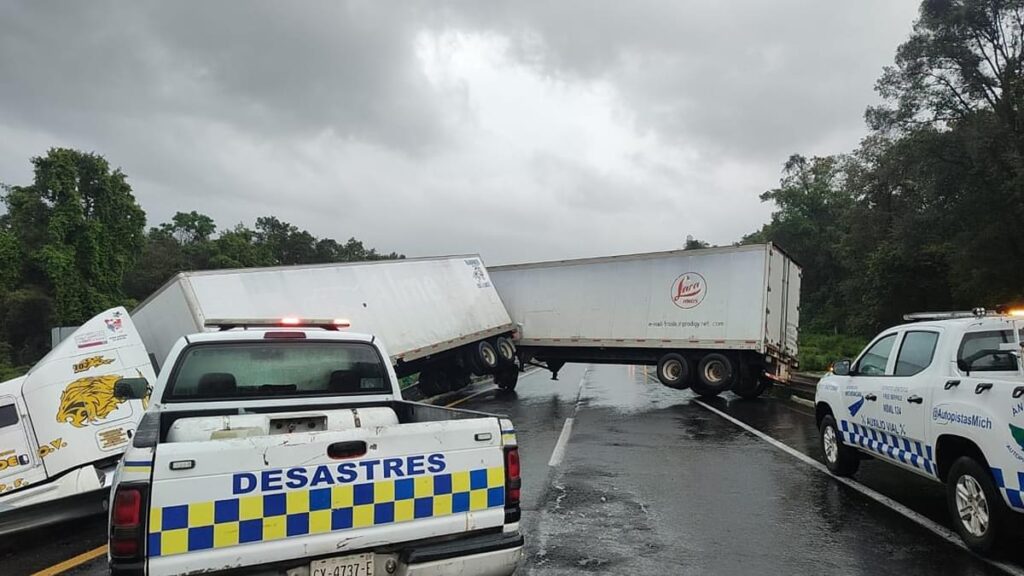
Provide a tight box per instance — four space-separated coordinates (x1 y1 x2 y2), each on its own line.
32 544 107 576
445 387 496 408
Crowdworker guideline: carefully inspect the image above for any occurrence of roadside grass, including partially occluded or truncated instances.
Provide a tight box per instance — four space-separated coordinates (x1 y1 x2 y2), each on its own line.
799 332 867 373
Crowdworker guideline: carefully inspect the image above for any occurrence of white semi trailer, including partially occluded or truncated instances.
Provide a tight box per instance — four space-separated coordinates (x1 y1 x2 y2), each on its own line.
130 255 519 395
490 244 801 398
0 256 518 534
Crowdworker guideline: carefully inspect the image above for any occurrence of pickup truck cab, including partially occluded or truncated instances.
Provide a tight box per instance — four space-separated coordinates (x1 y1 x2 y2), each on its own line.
815 309 1024 551
108 319 523 576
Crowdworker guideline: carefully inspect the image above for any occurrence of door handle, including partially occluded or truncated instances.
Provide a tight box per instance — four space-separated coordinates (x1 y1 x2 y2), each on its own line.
907 395 923 404
327 441 367 460
944 380 960 390
864 393 877 401
1014 386 1024 399
975 383 993 394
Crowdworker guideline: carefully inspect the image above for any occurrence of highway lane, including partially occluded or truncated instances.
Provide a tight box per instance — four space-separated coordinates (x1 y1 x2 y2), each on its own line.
14 363 1024 575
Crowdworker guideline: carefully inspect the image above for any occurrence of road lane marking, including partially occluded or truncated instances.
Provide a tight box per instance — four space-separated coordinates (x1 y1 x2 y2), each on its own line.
548 417 575 467
548 368 590 467
32 544 107 576
694 399 1024 576
445 387 496 408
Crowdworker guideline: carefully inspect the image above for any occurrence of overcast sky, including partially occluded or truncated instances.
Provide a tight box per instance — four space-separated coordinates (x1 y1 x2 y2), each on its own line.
0 1 919 264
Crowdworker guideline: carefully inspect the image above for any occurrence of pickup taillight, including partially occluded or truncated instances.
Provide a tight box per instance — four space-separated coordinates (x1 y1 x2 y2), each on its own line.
504 447 521 523
110 484 148 562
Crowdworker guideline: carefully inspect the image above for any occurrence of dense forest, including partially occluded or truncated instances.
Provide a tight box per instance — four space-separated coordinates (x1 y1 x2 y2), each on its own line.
0 149 402 378
741 0 1024 369
2 0 1022 376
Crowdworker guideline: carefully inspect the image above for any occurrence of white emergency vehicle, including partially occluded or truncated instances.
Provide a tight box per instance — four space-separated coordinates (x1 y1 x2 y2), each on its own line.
107 318 523 576
815 308 1024 551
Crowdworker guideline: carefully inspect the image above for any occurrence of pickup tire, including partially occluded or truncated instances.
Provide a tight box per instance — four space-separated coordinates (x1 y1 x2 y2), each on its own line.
656 353 690 389
947 456 1007 552
692 353 735 397
819 415 859 476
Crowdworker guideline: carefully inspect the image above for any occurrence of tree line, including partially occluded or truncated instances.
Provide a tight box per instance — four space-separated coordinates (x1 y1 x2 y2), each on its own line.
0 149 402 376
740 0 1024 369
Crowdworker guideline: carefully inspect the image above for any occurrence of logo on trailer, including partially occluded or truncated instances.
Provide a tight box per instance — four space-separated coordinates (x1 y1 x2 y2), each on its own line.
670 272 707 309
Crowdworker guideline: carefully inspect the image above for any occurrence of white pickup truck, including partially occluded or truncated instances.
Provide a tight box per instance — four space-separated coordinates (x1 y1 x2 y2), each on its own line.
107 318 523 576
815 309 1024 551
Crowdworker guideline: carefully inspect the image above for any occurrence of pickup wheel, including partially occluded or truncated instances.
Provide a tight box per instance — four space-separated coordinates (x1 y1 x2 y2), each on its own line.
692 353 736 397
820 415 859 476
947 456 1007 552
656 353 690 389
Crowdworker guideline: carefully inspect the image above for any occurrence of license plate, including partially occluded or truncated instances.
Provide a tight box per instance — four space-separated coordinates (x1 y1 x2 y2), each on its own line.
310 553 374 576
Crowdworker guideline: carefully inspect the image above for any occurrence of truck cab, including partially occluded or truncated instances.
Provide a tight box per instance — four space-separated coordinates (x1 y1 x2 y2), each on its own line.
0 307 154 534
815 309 1024 551
108 318 523 576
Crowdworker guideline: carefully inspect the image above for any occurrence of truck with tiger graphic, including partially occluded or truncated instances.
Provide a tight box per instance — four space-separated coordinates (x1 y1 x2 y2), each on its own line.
0 307 154 534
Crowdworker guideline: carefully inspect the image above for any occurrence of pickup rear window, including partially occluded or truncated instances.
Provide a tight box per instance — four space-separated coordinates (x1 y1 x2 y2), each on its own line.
957 330 1022 372
164 341 389 401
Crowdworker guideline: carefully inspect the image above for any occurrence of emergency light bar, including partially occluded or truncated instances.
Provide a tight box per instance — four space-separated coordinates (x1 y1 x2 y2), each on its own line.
204 318 351 331
903 306 1024 321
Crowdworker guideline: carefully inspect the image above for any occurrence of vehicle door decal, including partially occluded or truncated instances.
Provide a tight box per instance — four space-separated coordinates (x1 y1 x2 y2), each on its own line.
990 467 1024 511
148 463 506 557
840 420 937 477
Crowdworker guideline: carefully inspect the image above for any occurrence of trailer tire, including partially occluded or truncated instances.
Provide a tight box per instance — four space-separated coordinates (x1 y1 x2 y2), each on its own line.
417 369 446 397
732 362 765 399
451 370 471 391
493 336 516 365
656 353 690 389
694 353 736 395
465 341 500 375
495 367 519 391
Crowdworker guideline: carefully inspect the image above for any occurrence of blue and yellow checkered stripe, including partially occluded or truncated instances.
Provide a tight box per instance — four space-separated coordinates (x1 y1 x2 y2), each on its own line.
148 467 505 557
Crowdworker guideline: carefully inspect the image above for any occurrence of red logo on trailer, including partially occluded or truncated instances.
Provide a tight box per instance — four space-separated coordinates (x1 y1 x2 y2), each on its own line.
671 272 706 309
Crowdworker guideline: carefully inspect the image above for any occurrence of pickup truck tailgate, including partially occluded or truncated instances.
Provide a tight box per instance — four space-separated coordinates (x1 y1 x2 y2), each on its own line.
145 415 507 575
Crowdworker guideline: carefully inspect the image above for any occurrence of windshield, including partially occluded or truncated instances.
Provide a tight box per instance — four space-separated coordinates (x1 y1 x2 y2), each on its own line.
165 341 389 401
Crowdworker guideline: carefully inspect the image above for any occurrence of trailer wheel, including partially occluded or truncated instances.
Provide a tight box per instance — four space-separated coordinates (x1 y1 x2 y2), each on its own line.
450 368 472 391
495 367 519 391
417 369 445 397
493 336 517 365
732 362 764 399
692 353 735 397
656 353 690 389
467 340 500 374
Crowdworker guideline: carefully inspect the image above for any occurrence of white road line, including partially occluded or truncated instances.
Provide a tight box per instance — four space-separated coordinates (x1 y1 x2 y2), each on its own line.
548 367 591 467
694 399 1024 576
548 417 575 467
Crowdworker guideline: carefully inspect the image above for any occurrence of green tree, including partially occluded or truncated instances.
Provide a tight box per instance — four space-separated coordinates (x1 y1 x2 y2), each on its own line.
4 148 145 324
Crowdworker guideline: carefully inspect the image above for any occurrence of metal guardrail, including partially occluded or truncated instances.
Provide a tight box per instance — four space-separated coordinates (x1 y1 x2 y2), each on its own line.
782 372 821 400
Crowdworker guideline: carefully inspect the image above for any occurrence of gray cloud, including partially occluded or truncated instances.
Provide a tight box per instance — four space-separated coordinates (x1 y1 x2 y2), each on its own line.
0 1 919 263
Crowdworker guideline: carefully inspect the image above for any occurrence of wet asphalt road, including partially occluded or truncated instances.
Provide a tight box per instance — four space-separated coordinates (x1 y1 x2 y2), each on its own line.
7 363 1024 575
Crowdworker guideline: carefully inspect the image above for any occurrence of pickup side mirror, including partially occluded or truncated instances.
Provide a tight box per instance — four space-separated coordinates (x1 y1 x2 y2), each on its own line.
832 359 852 376
114 377 150 400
